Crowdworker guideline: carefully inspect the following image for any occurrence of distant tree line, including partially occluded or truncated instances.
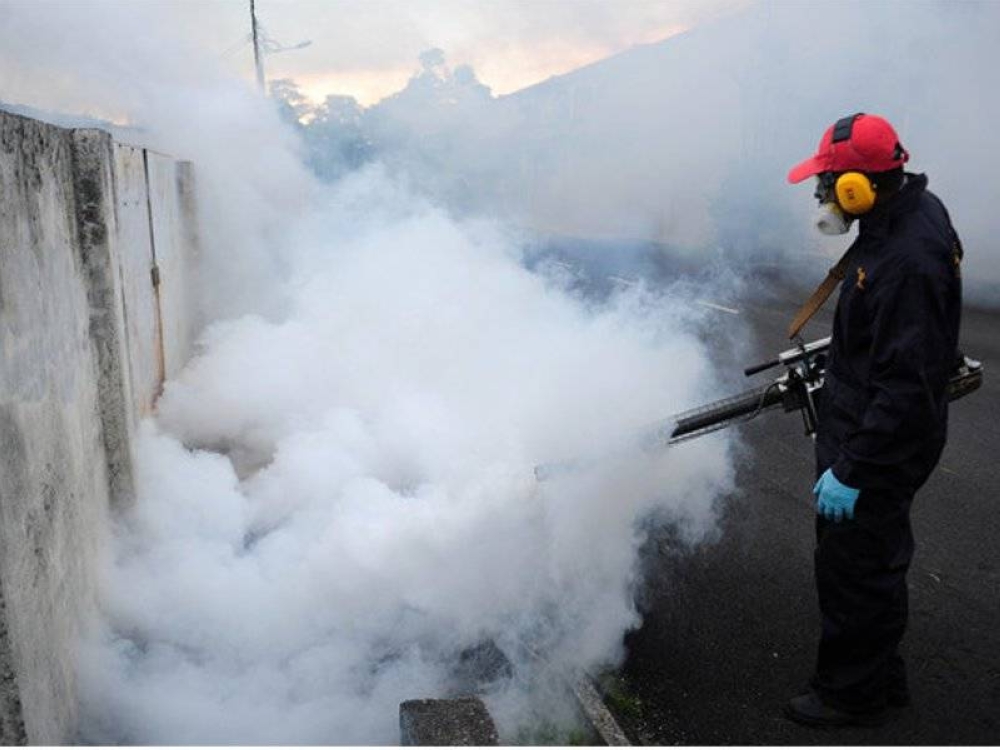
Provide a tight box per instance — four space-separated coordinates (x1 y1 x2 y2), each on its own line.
270 48 496 196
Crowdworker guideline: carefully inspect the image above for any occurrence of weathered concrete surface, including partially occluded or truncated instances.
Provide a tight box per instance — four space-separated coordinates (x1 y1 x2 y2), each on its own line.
112 142 162 418
0 111 114 745
110 145 200 421
70 128 137 509
0 109 200 743
400 697 500 746
145 152 199 381
0 588 27 743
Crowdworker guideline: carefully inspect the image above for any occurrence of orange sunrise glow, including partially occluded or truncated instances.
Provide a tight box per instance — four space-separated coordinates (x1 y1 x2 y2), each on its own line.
289 23 689 107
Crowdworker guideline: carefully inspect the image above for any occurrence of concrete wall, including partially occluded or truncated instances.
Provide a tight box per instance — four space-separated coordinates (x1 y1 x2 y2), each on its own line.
0 109 199 744
146 153 199 381
113 143 164 420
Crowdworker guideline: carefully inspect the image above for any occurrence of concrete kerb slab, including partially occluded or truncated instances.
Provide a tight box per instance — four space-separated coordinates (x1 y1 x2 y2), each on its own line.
397 639 631 746
571 673 631 746
397 673 630 745
515 638 631 746
400 697 500 746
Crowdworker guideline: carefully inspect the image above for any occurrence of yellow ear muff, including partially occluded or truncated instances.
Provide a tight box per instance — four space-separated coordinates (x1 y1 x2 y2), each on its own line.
834 171 877 215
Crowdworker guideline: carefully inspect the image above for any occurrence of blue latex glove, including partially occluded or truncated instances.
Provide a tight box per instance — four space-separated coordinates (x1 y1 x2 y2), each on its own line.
814 468 860 522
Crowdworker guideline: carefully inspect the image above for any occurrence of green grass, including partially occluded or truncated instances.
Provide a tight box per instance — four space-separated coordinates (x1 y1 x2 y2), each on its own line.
513 720 596 746
597 671 644 720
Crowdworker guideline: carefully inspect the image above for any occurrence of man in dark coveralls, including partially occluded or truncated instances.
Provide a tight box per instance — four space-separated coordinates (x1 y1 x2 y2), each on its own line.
784 113 963 726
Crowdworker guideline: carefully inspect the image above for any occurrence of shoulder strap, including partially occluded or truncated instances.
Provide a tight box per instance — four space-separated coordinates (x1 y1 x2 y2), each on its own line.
787 249 853 339
930 192 964 260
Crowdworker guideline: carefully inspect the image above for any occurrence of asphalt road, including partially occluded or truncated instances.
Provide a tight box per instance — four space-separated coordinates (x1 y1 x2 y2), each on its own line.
617 274 1000 745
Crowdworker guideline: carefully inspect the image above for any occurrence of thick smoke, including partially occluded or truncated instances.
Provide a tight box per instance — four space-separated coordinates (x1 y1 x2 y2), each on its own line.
77 169 735 743
12 0 991 742
278 1 1000 297
1 0 739 743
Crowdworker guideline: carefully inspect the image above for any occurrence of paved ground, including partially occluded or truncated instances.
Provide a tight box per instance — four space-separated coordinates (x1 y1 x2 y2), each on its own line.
617 275 1000 744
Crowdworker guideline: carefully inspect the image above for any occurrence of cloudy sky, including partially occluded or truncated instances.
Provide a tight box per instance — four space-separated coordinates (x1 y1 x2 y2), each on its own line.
167 0 749 105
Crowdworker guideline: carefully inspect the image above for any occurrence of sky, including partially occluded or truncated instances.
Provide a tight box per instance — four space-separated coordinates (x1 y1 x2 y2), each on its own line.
172 0 750 105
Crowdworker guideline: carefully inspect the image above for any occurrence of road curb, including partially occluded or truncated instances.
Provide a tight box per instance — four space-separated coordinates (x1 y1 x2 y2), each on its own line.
571 674 632 745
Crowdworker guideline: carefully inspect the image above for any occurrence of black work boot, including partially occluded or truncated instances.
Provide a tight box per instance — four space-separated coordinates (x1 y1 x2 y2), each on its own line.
784 691 888 728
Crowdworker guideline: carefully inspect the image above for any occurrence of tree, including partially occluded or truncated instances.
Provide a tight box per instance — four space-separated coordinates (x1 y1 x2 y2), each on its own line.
305 94 373 180
269 78 313 127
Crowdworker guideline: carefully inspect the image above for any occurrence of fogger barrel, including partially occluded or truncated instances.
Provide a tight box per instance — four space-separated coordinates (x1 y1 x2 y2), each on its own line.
669 353 984 444
533 341 984 481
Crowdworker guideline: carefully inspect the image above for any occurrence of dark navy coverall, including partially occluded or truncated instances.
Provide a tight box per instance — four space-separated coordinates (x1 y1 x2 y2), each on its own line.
812 173 963 712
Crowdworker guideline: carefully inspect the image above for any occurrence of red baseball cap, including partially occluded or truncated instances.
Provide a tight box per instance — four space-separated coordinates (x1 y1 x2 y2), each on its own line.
787 113 909 184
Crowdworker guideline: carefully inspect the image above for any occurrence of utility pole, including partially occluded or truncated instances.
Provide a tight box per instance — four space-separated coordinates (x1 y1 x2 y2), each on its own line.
250 0 265 93
247 0 310 95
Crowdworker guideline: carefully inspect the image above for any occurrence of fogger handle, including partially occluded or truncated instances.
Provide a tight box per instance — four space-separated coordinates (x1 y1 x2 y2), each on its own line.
744 358 780 377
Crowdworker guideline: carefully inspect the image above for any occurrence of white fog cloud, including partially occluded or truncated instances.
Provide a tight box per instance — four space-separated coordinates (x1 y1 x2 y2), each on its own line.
1 1 739 743
8 0 993 743
77 167 735 743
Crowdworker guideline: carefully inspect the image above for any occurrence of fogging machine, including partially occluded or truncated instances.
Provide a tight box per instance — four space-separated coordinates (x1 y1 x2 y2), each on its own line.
534 337 984 481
